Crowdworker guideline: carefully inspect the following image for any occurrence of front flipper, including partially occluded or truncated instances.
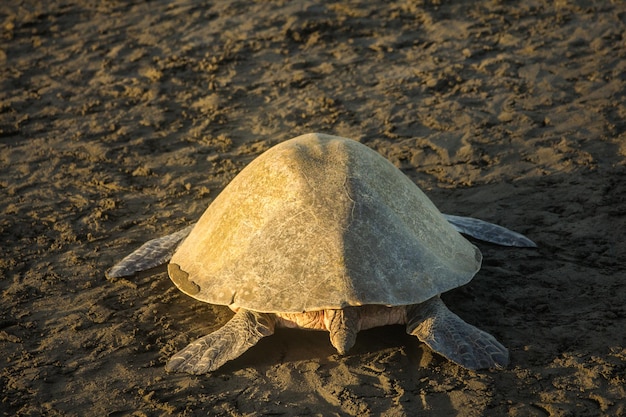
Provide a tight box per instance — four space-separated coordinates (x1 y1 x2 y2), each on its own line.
443 214 537 248
406 296 509 370
106 224 195 278
165 309 275 374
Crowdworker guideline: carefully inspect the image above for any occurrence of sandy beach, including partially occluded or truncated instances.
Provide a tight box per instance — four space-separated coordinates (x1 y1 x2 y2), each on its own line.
1 0 625 415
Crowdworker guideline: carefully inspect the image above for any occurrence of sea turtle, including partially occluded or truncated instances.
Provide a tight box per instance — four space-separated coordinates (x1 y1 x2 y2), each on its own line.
107 133 536 375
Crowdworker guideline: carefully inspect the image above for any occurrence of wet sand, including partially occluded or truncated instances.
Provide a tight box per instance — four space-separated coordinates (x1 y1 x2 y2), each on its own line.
1 1 625 415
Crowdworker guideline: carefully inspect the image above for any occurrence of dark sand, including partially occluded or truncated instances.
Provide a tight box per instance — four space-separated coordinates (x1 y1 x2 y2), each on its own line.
2 1 625 415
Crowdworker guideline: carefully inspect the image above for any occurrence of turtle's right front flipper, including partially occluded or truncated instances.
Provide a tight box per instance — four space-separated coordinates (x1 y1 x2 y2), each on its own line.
442 214 537 248
106 224 195 278
165 309 275 374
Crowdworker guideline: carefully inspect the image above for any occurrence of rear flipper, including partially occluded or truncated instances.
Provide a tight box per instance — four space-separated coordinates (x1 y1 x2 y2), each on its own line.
106 224 195 278
165 309 275 374
442 214 537 248
406 296 509 370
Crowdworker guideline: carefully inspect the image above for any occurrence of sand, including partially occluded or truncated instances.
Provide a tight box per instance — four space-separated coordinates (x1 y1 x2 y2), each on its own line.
1 0 625 415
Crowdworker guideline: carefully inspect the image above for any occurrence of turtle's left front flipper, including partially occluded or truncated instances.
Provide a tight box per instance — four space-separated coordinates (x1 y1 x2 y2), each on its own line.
106 224 195 278
442 214 537 248
165 309 275 374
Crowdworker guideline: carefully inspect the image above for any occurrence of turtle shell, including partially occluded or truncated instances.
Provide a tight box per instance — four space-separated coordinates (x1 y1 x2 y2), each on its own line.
169 133 481 313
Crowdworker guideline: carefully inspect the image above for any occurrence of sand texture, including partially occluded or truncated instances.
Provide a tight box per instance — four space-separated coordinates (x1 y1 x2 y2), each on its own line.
2 0 626 415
